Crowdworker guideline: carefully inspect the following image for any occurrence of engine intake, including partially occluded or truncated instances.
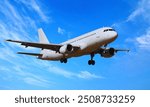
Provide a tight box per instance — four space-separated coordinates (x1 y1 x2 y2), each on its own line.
67 44 73 51
109 48 115 55
100 48 115 58
59 44 73 54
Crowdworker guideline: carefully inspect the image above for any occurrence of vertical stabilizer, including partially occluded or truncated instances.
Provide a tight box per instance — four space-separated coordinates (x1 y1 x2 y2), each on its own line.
38 28 50 54
38 28 49 43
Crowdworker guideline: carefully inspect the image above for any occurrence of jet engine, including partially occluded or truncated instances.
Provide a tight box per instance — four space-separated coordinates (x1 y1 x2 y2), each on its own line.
79 43 88 50
59 44 73 54
100 48 115 58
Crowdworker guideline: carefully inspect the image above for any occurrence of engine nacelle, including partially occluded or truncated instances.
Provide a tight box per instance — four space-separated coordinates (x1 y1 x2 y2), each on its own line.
101 48 115 58
59 44 73 54
79 43 88 50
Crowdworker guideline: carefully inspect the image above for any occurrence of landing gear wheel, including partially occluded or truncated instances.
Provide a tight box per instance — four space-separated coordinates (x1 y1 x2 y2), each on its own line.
91 60 95 65
88 60 91 65
60 58 67 63
60 60 63 63
64 58 67 63
88 60 95 65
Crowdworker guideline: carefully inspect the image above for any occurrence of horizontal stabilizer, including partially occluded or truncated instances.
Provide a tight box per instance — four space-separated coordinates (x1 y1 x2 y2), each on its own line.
17 52 42 56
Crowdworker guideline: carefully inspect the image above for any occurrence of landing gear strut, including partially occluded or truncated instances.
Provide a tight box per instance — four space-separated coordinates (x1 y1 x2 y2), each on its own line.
60 58 67 63
88 53 95 65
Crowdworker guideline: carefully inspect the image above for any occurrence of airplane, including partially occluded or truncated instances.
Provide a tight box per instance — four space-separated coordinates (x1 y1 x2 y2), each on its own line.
6 27 129 65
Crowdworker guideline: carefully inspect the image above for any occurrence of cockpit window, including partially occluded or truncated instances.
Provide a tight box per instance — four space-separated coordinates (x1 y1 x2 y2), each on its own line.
103 29 115 32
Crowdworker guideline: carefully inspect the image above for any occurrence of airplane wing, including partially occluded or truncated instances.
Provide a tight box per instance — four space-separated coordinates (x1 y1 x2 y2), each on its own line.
17 52 42 56
94 47 129 54
100 47 129 52
113 49 129 52
6 39 80 52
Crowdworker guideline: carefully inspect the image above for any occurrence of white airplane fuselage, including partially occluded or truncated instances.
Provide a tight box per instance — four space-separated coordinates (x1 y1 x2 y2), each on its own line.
41 27 118 60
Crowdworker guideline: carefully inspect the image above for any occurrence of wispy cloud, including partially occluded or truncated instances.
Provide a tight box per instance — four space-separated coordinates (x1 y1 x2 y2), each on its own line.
112 0 150 29
0 0 53 88
25 76 51 89
58 27 65 35
127 7 144 22
23 77 51 87
16 0 50 23
48 64 102 79
34 60 102 79
0 63 53 88
0 1 37 41
57 27 73 39
112 0 150 52
136 27 150 50
77 71 102 79
126 0 150 22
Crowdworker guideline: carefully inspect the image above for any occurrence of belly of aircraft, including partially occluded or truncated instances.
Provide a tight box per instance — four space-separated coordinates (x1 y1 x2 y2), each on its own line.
42 36 113 61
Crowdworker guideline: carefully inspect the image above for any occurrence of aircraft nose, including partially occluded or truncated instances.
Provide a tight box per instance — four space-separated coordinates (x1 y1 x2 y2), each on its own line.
112 31 118 39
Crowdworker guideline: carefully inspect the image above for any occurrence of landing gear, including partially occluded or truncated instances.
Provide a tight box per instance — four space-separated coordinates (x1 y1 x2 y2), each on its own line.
60 58 67 63
104 44 107 48
88 60 95 65
88 53 95 65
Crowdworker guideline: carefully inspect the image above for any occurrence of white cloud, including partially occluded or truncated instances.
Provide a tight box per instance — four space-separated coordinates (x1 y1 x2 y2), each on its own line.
57 27 73 39
34 60 102 79
125 28 150 51
49 65 74 78
112 0 150 29
0 46 18 63
16 0 50 23
23 77 51 87
0 1 37 42
112 0 150 52
48 65 101 79
58 27 65 35
136 28 150 49
77 71 102 79
0 62 53 88
127 0 150 22
127 7 144 22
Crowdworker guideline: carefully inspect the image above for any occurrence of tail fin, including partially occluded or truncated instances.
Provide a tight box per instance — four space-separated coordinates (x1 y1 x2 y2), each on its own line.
38 28 49 44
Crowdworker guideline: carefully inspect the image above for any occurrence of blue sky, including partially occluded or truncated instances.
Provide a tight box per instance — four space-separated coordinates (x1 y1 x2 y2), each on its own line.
0 0 150 90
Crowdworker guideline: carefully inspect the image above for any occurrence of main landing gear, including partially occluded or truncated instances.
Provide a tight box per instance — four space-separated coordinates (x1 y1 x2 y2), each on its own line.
88 53 95 65
60 58 67 63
